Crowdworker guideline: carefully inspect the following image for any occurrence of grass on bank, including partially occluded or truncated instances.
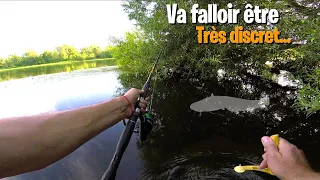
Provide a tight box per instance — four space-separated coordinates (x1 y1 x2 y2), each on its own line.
0 58 117 72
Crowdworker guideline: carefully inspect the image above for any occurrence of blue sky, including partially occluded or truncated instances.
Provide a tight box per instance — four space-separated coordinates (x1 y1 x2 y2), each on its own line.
0 1 134 58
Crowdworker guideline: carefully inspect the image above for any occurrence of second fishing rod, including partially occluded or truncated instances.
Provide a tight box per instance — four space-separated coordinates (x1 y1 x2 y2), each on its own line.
101 54 160 180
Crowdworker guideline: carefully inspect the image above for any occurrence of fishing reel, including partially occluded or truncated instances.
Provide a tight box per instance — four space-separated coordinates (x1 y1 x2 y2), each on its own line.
139 111 154 141
102 54 160 180
122 111 154 142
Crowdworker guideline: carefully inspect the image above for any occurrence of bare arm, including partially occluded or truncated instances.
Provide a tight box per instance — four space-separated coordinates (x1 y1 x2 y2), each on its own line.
0 88 146 178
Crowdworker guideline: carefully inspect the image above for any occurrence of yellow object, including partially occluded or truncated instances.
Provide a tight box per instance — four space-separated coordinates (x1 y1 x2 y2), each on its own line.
234 134 280 176
270 134 279 146
234 165 273 174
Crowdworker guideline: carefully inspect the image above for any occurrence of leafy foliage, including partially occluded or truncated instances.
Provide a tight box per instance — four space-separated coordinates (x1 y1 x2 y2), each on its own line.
116 0 319 114
296 69 320 116
0 44 113 69
110 31 158 73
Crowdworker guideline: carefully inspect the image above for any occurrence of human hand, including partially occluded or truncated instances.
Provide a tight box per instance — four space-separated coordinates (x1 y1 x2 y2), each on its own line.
123 88 148 118
259 136 317 180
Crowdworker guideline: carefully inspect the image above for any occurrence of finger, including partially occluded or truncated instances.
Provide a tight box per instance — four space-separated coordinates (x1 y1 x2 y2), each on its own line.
262 153 267 160
261 136 280 157
139 103 146 109
278 137 297 155
138 90 144 95
140 100 148 104
145 96 150 101
278 137 293 149
259 159 268 169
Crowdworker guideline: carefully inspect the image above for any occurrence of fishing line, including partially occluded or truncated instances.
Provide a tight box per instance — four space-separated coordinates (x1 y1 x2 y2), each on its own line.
102 51 161 180
149 72 157 111
122 66 158 127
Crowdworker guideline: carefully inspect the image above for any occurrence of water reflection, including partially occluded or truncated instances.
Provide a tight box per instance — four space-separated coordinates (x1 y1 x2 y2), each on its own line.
1 67 143 180
0 59 116 82
116 72 320 180
1 67 320 180
0 67 118 118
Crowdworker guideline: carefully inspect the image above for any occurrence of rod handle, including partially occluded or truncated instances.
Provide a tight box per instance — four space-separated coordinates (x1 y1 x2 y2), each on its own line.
233 134 280 176
270 134 280 147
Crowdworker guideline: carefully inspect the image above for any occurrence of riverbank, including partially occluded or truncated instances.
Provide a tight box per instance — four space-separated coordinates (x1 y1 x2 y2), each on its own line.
0 58 117 82
0 58 116 72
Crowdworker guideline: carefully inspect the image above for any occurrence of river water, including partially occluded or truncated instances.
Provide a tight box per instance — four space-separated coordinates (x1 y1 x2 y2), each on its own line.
0 66 320 180
0 67 144 180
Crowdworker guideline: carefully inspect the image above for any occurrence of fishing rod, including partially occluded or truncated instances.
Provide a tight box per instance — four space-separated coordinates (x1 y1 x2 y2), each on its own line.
101 54 160 180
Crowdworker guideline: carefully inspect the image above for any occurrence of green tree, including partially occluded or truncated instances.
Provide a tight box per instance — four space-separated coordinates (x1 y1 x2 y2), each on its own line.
90 45 102 58
111 31 157 73
6 54 22 68
80 47 95 60
80 45 105 59
0 58 5 68
22 50 39 65
40 50 60 63
120 0 320 114
56 45 80 61
0 44 114 70
99 46 113 58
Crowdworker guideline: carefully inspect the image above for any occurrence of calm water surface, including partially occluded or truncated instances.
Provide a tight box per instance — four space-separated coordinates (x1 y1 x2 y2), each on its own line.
0 59 115 82
0 67 142 180
0 66 320 180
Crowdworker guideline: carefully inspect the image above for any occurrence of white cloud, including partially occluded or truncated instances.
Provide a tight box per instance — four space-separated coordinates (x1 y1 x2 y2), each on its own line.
0 1 134 57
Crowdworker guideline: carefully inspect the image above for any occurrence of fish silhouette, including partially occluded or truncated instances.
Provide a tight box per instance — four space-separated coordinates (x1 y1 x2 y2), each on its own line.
190 94 269 113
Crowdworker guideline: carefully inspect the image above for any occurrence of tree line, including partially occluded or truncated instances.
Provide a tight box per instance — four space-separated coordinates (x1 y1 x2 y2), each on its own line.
0 45 113 69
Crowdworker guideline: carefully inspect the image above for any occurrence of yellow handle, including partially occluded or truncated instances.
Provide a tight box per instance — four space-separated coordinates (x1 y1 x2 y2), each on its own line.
270 134 280 146
266 134 279 175
234 165 273 174
234 134 280 176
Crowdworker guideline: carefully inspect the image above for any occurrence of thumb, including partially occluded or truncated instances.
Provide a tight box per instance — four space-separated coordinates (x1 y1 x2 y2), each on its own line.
261 136 280 156
139 90 144 95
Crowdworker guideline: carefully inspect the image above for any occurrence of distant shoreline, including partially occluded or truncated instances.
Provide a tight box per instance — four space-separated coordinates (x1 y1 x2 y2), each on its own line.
0 58 116 72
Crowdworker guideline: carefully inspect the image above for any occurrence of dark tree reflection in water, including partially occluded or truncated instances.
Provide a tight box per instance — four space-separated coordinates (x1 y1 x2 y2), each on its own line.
117 71 320 180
